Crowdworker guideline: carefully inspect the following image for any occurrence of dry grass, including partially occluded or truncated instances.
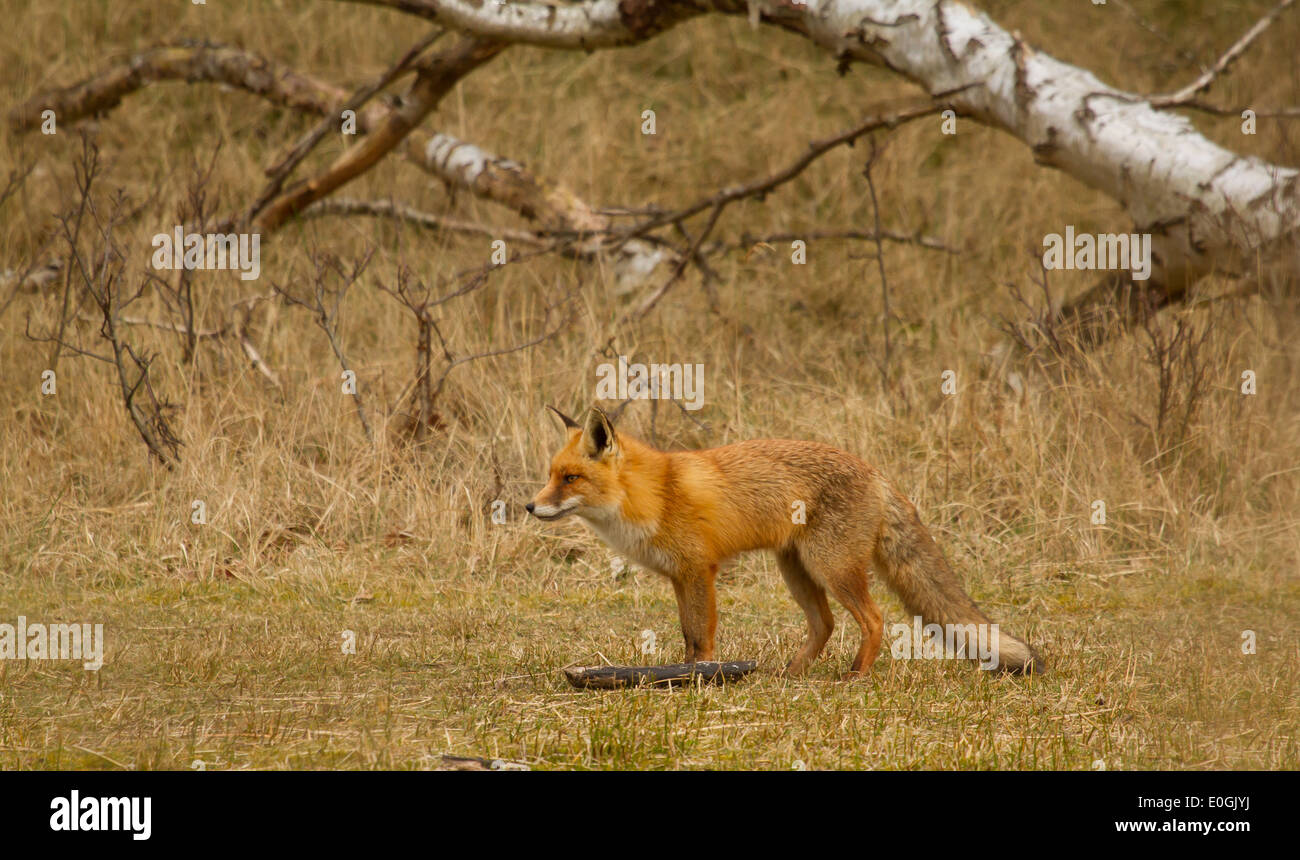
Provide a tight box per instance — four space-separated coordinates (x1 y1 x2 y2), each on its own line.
0 0 1297 770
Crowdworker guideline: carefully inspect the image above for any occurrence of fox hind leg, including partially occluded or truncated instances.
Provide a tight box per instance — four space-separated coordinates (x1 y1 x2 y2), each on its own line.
776 549 835 677
823 564 884 678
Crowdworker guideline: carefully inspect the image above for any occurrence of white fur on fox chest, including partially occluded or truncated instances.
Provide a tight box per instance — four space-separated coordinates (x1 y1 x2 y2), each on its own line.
579 508 674 575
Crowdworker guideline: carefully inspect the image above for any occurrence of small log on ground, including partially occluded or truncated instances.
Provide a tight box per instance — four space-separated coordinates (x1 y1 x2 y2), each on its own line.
562 661 758 690
438 754 530 771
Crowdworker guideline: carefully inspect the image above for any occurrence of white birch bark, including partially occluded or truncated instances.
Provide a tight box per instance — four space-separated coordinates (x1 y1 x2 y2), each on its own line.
783 0 1299 293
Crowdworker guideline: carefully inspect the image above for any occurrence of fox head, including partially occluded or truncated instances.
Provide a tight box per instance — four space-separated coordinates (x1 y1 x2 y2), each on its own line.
527 406 622 522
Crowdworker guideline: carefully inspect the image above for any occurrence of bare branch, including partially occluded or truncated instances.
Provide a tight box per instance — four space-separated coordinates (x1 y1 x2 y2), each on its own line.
612 97 949 320
375 254 574 432
375 267 440 441
9 41 349 133
246 27 447 224
233 307 284 393
428 290 572 405
254 35 504 231
1149 0 1296 108
42 138 184 466
627 202 722 322
300 196 543 245
861 138 892 397
737 228 956 255
619 97 950 241
274 250 377 442
9 38 670 280
77 313 224 338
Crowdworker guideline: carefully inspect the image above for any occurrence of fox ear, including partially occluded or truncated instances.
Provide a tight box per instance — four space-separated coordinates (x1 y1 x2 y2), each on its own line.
581 407 617 459
546 405 580 432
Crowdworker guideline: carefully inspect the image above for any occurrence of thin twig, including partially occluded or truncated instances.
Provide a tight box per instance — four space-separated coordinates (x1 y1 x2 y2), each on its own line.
1149 0 1296 108
627 202 723 322
274 249 377 442
617 97 951 243
861 139 892 401
245 28 445 224
737 228 956 255
300 196 542 244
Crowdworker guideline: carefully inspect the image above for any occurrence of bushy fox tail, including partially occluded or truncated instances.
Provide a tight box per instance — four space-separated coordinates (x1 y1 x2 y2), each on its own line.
874 488 1045 675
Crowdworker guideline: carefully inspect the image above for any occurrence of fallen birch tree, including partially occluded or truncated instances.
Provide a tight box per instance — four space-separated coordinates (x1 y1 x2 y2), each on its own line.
345 0 1300 330
8 37 672 282
10 0 1299 343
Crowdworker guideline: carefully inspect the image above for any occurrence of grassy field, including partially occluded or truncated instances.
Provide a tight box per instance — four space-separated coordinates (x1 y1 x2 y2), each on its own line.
0 0 1297 770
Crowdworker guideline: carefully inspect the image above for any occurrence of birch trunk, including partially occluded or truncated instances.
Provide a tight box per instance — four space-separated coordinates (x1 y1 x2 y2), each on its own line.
780 0 1300 299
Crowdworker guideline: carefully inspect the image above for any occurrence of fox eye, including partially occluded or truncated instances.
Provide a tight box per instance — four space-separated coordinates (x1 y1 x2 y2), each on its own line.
563 474 579 483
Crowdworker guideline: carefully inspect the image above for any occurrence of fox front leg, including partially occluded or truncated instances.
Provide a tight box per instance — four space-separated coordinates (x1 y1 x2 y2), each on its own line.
670 566 718 663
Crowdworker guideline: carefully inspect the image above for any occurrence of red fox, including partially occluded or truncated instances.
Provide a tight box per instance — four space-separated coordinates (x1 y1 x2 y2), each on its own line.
528 406 1045 677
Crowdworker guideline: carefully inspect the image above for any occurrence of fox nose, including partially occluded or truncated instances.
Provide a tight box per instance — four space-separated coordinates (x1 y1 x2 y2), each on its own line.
525 502 535 515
